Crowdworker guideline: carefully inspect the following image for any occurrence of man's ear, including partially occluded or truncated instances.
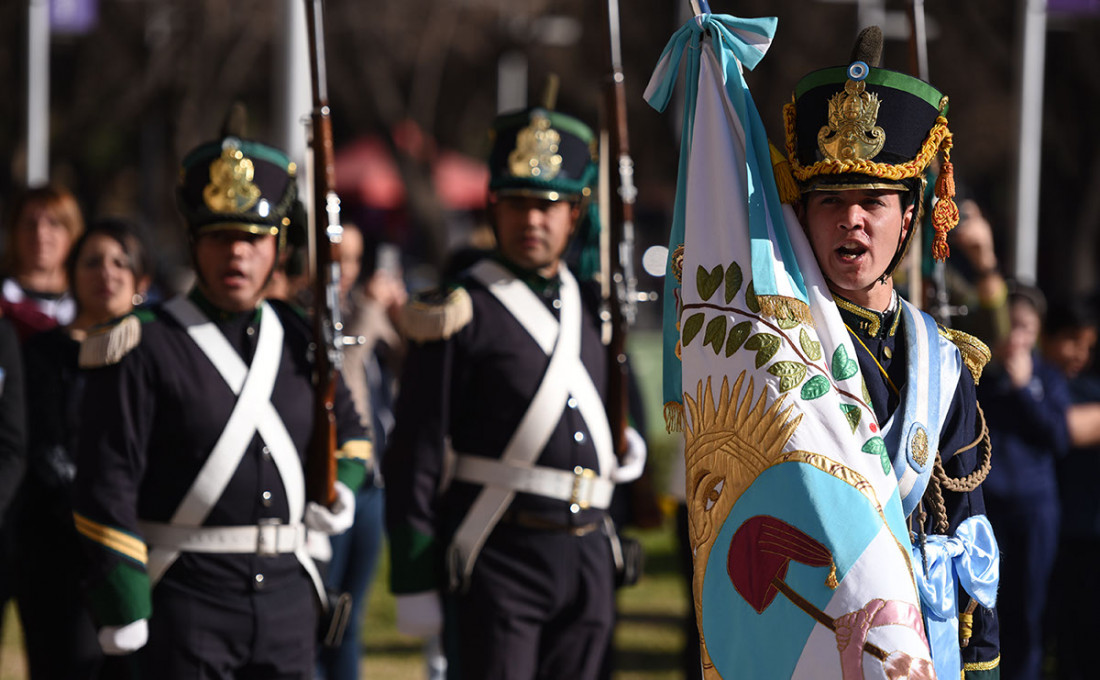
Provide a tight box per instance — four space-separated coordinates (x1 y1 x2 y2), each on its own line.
901 201 916 240
569 202 582 237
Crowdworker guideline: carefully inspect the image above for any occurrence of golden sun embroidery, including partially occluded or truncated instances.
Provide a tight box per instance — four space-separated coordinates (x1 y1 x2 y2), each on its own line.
683 371 802 677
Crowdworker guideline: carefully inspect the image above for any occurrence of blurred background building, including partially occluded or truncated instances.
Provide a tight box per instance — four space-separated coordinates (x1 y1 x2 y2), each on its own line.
2 0 1100 313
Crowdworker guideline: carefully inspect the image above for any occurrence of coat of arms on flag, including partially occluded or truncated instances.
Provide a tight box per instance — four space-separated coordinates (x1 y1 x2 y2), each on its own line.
645 13 939 679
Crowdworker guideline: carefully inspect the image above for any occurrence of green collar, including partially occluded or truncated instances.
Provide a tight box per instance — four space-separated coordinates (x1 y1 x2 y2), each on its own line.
187 287 264 324
493 254 561 295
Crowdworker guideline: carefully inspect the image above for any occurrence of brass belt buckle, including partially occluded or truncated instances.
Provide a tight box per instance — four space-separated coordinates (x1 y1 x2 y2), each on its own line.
570 466 597 511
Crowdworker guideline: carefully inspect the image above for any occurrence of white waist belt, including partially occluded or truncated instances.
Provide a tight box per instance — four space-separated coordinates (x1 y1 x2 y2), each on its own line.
138 521 306 557
453 455 614 510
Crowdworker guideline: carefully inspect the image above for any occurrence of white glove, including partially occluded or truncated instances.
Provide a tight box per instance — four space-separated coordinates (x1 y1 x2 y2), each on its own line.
305 480 356 535
98 618 149 655
610 426 647 483
396 591 444 637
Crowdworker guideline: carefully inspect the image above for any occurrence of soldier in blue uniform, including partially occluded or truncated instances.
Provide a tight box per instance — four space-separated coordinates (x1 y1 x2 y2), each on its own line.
383 108 647 680
783 27 1001 678
73 137 370 677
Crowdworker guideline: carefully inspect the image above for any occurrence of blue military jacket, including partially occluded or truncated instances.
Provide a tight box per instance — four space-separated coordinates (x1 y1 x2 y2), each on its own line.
836 294 1001 677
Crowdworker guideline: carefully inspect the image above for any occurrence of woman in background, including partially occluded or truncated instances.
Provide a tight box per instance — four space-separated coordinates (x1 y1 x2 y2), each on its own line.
978 284 1071 680
15 218 151 680
1 185 85 340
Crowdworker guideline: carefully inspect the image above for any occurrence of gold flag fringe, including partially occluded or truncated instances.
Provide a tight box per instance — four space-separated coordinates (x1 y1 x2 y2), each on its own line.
664 401 685 433
757 295 815 328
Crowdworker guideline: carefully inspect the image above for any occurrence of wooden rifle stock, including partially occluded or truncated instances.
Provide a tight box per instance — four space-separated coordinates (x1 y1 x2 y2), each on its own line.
602 0 638 459
304 0 343 506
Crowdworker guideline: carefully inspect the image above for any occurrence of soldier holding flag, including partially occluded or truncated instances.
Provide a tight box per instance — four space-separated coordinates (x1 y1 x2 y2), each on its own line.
646 11 999 680
785 27 1000 678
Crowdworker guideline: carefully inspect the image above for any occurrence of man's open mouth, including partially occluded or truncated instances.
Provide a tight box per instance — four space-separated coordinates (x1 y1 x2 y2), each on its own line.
836 243 868 261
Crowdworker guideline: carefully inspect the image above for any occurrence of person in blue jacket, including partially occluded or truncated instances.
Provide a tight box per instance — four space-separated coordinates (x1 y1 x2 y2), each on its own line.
978 283 1071 680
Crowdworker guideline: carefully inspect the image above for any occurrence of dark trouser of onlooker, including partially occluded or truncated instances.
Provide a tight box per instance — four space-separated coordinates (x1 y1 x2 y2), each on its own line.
317 483 385 680
14 491 111 680
984 492 1059 680
1051 536 1100 680
444 523 614 680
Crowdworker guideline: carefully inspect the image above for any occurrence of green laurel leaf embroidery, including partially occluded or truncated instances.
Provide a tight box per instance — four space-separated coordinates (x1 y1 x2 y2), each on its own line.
682 313 705 346
724 262 743 304
745 281 760 313
768 361 808 392
744 333 780 368
800 328 822 361
726 321 752 357
840 404 861 433
697 265 723 302
704 316 727 355
776 314 800 330
800 375 830 400
861 436 891 475
831 344 858 381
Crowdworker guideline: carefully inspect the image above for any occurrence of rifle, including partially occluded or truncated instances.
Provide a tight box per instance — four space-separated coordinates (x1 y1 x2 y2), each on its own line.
602 0 638 460
304 0 344 506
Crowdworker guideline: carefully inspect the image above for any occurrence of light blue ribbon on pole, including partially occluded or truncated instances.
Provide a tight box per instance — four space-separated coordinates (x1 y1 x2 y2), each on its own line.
911 515 999 680
645 14 808 413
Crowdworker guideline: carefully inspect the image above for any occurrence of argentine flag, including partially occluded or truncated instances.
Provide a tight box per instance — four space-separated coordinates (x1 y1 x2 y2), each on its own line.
645 14 935 679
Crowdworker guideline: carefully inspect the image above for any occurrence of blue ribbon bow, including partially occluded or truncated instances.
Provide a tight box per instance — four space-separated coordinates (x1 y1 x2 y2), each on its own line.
911 515 999 680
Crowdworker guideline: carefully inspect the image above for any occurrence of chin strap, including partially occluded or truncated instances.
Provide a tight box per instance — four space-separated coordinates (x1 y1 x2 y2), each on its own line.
878 181 925 284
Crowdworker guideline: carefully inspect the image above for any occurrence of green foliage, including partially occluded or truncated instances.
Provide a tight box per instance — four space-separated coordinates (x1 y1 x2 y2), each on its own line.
800 375 830 400
744 332 780 368
724 262 743 304
831 344 858 381
768 361 807 392
725 321 752 357
861 436 891 474
696 264 722 301
682 313 705 346
800 328 822 361
745 281 760 313
704 316 727 355
840 403 862 432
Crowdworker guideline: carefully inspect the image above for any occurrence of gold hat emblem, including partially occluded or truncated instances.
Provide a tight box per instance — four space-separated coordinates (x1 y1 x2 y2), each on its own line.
203 144 262 213
508 114 562 180
817 79 885 163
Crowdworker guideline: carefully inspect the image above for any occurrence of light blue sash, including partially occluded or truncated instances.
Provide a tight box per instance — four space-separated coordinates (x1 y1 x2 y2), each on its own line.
879 299 962 517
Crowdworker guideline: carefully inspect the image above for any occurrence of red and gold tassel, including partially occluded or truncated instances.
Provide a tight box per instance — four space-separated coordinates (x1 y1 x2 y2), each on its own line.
931 146 959 261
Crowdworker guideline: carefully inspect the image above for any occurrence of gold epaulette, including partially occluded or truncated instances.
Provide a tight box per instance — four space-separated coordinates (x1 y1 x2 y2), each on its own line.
78 314 143 368
939 326 991 385
400 287 473 342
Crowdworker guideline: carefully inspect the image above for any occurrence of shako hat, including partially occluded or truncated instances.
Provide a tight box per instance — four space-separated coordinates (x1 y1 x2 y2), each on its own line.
487 106 603 279
488 107 598 202
177 136 298 244
782 27 959 262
